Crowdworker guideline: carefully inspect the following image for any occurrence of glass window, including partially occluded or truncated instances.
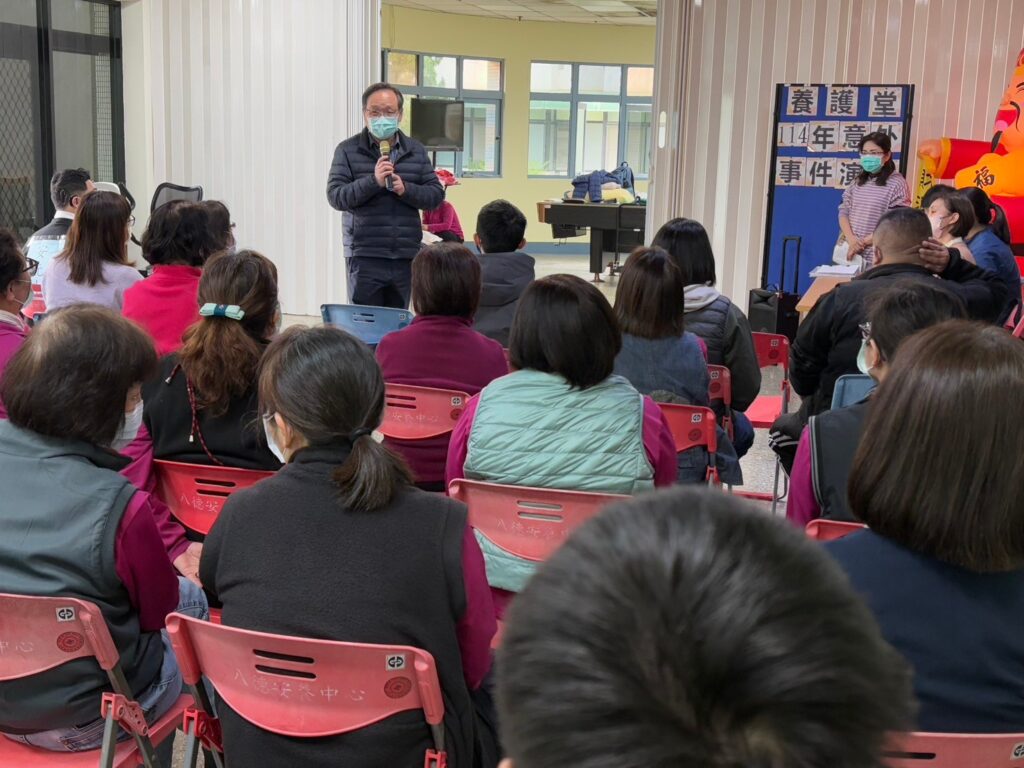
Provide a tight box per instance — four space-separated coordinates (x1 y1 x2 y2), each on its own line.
387 52 418 87
578 65 621 96
529 100 571 176
463 59 501 91
463 102 498 174
398 94 416 136
575 101 620 174
624 104 653 176
626 67 654 98
51 0 104 34
422 55 457 89
433 151 457 174
530 62 572 94
0 0 37 24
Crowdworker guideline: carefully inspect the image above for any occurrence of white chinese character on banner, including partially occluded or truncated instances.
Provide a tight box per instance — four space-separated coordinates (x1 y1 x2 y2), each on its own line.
868 87 901 118
786 86 819 116
826 86 859 117
776 157 806 186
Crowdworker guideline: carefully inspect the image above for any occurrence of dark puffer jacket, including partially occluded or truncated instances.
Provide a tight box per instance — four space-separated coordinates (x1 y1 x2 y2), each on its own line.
326 129 443 261
474 251 535 347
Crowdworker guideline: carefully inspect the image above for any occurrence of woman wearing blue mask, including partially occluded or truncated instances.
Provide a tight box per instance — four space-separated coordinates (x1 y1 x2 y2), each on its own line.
838 131 911 270
0 305 208 759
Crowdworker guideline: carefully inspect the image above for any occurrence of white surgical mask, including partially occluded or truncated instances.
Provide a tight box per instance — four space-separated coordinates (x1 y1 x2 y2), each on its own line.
112 400 144 451
928 214 945 238
856 340 874 376
262 415 287 463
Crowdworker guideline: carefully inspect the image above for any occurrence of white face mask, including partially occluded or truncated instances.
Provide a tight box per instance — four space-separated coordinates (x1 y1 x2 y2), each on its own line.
262 415 287 463
111 400 144 451
929 214 946 238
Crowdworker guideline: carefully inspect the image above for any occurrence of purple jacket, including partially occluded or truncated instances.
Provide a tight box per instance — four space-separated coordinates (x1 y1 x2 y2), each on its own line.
375 315 508 485
0 320 29 418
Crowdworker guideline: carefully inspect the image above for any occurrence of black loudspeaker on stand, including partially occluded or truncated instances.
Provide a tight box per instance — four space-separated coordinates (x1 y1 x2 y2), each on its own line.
748 236 802 341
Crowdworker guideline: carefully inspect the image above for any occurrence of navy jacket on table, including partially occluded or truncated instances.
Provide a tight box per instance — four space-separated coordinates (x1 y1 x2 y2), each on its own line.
326 128 442 262
827 530 1024 733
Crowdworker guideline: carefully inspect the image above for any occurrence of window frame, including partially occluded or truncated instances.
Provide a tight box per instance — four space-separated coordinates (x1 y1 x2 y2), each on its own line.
382 48 504 178
528 60 653 180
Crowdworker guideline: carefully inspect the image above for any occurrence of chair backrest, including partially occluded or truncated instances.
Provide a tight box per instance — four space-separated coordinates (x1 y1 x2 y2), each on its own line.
382 383 469 440
320 304 413 346
150 182 203 213
165 613 446 744
154 460 274 536
448 479 626 562
0 593 121 679
1013 313 1024 339
752 332 790 374
884 731 1024 767
707 365 733 408
658 404 719 484
831 374 876 409
804 519 867 542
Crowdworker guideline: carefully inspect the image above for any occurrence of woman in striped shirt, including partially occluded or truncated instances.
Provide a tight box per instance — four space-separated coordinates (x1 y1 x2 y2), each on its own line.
838 131 910 270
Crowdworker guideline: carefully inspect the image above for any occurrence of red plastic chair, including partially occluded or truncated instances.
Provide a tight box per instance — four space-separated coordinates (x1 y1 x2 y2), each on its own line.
154 460 273 536
804 519 867 542
883 731 1024 767
707 364 734 438
165 613 448 768
448 479 627 563
735 332 792 512
381 383 470 441
659 404 720 485
0 593 191 768
745 332 791 428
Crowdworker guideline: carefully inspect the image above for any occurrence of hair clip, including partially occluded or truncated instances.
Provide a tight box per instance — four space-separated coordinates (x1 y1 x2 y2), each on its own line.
199 303 245 320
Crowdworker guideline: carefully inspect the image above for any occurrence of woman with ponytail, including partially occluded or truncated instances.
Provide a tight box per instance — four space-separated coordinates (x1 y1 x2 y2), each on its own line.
962 186 1020 321
199 326 497 768
140 249 282 472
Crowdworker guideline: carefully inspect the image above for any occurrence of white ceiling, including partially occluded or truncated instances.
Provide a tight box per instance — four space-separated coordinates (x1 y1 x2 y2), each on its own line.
382 0 658 25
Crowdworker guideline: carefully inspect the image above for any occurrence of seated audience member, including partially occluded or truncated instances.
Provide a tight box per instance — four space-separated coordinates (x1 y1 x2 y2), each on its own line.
376 243 507 490
122 201 217 355
27 168 94 242
142 250 281 473
201 199 236 253
0 229 33 418
446 274 676 612
962 186 1019 321
924 186 975 263
497 488 913 768
24 170 94 290
0 306 207 756
472 200 535 347
652 217 759 458
42 190 141 311
200 326 497 768
787 281 966 526
829 321 1024 733
612 246 741 485
422 169 464 242
770 207 1008 472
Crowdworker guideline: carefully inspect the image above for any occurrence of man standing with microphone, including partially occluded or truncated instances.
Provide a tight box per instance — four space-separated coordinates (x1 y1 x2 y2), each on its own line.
327 83 443 308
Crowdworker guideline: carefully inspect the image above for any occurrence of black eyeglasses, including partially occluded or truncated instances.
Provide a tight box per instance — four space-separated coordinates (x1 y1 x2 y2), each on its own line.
23 257 39 278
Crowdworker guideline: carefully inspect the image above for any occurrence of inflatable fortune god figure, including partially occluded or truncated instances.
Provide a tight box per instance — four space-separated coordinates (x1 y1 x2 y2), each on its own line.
917 48 1024 243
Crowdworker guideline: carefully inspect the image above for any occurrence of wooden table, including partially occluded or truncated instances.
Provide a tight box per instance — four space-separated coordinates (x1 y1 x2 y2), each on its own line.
798 276 852 319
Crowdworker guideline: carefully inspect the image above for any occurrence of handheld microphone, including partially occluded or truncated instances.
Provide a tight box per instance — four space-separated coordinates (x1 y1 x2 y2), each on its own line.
380 140 394 192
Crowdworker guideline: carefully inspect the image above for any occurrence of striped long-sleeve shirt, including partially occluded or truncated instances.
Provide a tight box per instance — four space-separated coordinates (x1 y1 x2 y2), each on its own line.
838 171 910 268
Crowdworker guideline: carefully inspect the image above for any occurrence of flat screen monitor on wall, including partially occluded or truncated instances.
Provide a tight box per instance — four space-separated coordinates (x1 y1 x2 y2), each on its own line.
411 99 464 151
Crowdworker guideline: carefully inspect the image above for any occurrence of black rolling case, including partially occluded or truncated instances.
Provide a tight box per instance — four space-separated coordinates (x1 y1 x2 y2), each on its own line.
748 236 802 341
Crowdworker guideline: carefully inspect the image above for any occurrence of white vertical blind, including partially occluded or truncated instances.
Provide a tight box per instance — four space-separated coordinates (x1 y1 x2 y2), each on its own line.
140 0 381 316
650 0 1024 303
